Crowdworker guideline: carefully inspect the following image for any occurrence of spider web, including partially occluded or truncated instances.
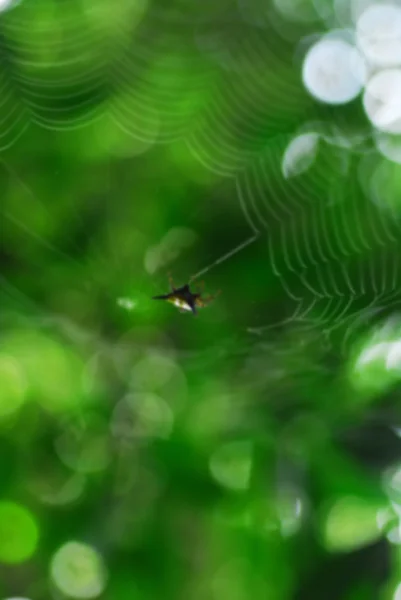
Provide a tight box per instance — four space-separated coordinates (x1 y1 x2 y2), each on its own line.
0 0 306 155
188 128 401 368
2 0 401 382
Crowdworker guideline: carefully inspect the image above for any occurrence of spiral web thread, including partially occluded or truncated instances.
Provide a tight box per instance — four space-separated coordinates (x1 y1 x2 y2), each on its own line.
233 133 401 355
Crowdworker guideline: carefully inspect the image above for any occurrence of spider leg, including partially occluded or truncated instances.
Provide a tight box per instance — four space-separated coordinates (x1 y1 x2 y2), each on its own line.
193 280 205 293
167 271 176 292
200 290 221 306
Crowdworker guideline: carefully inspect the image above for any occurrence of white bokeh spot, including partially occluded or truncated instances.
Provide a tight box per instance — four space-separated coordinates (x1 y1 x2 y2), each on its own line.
281 132 319 179
363 69 401 133
386 341 401 371
302 38 367 104
394 581 401 600
0 0 19 12
356 342 390 368
356 4 401 68
375 132 401 165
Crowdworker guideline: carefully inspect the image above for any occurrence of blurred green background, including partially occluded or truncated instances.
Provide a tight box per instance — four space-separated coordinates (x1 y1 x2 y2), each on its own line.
2 0 401 598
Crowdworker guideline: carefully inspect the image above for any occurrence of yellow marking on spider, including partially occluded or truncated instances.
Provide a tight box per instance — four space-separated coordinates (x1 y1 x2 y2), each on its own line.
168 297 193 311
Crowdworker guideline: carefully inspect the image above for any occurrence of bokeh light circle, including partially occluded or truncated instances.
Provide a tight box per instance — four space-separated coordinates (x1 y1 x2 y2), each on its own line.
356 4 401 68
1 330 84 414
322 495 381 552
302 38 366 104
0 0 19 12
209 441 253 491
363 69 401 133
0 502 39 564
50 541 107 599
375 132 401 165
281 132 319 179
394 581 401 600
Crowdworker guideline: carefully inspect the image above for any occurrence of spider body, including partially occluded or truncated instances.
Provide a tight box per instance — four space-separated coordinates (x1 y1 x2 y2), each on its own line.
152 276 220 315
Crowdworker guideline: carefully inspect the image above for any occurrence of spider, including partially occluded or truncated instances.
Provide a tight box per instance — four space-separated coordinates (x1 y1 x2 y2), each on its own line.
152 274 220 315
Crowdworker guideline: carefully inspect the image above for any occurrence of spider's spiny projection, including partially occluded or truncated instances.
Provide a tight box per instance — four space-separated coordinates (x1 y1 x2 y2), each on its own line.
152 275 220 315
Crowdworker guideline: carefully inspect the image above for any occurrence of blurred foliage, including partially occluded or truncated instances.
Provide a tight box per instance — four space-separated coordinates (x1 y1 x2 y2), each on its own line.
2 0 401 599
